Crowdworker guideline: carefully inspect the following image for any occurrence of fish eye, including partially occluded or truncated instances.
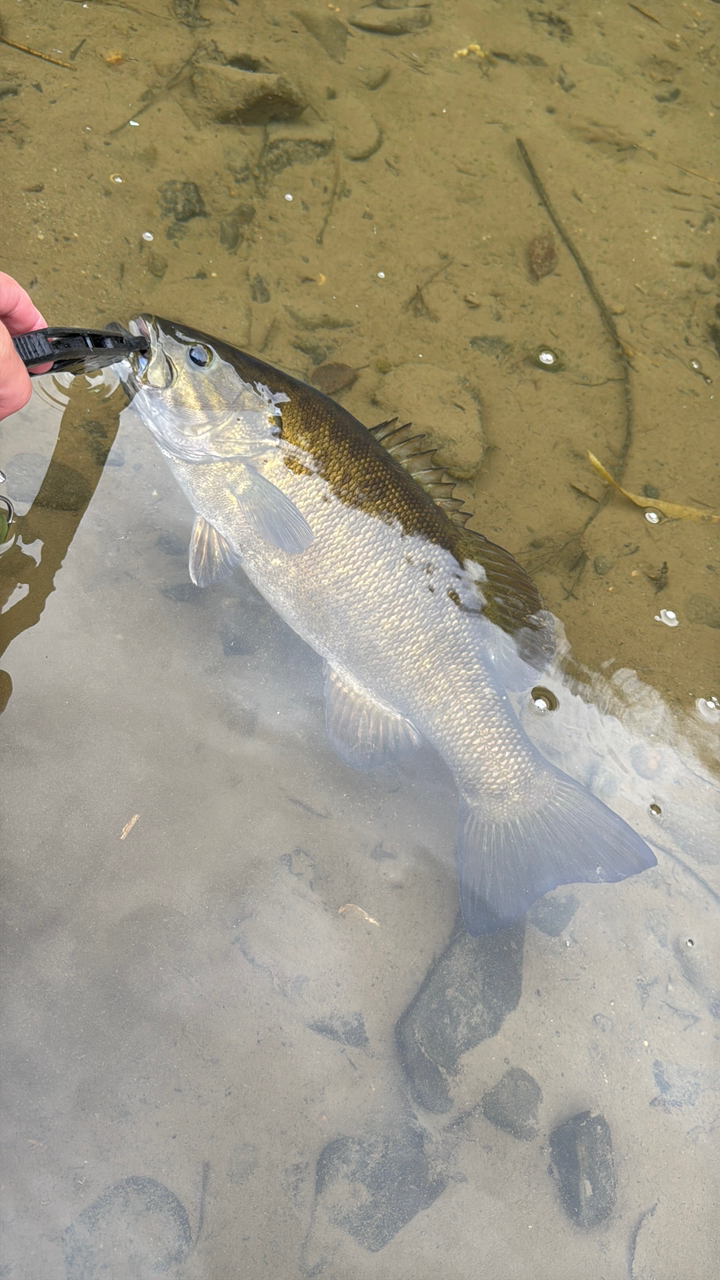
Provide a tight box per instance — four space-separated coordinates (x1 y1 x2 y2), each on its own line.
188 344 212 368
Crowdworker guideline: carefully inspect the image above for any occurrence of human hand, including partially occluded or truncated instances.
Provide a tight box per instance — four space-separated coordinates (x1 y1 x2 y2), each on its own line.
0 272 49 421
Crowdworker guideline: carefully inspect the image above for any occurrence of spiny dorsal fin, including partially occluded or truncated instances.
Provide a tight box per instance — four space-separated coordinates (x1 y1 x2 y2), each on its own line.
370 418 472 526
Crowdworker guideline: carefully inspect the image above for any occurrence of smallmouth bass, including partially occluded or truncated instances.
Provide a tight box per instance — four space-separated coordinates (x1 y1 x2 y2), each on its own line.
123 316 656 933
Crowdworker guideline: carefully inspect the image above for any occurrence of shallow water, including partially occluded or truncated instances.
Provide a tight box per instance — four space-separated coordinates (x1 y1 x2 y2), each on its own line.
1 1 719 1276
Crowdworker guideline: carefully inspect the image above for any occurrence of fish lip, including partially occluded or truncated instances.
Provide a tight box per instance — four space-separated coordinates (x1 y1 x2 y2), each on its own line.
126 314 176 390
126 314 153 381
129 313 152 344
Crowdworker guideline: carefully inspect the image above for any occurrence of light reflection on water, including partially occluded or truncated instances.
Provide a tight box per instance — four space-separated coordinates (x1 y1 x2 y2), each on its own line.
0 385 718 1277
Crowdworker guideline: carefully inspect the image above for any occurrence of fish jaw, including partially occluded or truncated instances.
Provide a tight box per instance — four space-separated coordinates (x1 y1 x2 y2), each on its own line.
124 315 290 465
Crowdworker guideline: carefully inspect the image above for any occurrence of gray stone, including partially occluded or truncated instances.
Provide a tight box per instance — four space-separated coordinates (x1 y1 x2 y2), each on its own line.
469 334 513 359
481 1067 542 1140
685 594 720 629
356 63 391 90
395 920 525 1113
218 202 256 250
171 0 209 27
294 9 348 63
528 892 578 937
308 1012 369 1047
549 1111 616 1227
330 92 382 160
315 1129 446 1251
159 179 206 223
0 76 22 101
349 6 432 35
250 274 270 303
192 63 307 125
64 1177 192 1279
145 251 168 278
651 1060 701 1108
263 121 334 172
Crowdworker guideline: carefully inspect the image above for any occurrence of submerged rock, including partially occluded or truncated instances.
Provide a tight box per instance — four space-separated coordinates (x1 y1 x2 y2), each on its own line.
314 1129 446 1251
528 892 578 937
294 9 348 63
308 1012 369 1046
263 121 334 173
159 179 206 223
349 6 432 36
171 0 209 28
64 1177 192 1278
481 1067 542 1140
310 363 360 395
549 1111 617 1227
395 920 525 1112
218 202 256 250
330 92 382 160
192 63 307 125
685 594 720 629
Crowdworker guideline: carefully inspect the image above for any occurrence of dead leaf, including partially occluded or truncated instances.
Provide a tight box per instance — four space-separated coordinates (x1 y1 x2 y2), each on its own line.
120 813 140 840
338 903 380 926
588 453 719 523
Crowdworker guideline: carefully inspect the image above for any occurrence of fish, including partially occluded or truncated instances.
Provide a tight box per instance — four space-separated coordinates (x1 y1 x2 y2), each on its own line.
122 315 657 934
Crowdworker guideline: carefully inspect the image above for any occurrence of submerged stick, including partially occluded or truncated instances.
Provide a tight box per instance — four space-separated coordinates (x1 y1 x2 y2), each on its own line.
0 35 76 69
516 137 633 476
516 138 641 595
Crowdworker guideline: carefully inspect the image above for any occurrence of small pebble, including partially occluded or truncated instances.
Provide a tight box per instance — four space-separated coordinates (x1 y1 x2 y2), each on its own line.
684 594 720 629
528 231 557 279
158 179 206 223
349 6 432 36
310 363 360 395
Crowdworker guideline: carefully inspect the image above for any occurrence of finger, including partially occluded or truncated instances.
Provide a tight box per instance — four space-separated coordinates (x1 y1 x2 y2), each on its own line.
0 319 34 421
0 271 47 335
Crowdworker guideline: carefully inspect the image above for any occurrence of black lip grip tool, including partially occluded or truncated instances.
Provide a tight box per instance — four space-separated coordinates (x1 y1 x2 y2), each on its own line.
12 326 150 376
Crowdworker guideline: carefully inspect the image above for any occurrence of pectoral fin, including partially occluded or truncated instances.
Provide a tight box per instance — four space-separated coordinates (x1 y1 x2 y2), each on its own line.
189 516 243 586
232 469 313 554
325 665 422 770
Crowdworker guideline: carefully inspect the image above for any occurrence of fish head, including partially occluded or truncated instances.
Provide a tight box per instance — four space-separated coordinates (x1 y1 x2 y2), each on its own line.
123 315 289 463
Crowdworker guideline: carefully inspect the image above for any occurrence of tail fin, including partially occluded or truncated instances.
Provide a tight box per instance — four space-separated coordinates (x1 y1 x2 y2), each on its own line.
457 771 657 935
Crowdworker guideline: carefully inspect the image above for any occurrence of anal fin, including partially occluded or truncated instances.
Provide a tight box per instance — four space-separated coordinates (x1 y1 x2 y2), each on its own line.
325 665 422 770
189 516 243 587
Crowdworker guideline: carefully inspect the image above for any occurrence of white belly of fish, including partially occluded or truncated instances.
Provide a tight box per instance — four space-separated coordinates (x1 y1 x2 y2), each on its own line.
179 453 546 806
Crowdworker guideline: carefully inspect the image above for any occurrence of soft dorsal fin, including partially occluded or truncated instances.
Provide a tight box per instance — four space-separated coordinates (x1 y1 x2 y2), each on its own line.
370 418 472 526
458 527 556 670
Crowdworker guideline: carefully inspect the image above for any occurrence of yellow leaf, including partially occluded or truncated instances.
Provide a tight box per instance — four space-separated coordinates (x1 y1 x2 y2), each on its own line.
587 453 719 523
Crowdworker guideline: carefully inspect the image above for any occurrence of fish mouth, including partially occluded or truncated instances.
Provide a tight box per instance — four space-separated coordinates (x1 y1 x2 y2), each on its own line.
126 315 175 390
